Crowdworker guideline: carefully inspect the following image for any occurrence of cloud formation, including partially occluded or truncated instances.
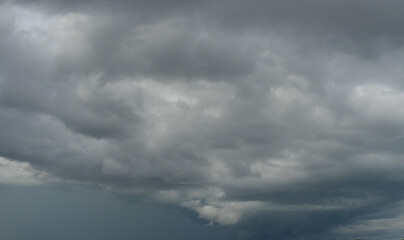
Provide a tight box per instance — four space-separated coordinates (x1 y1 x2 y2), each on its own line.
2 0 404 239
0 157 49 185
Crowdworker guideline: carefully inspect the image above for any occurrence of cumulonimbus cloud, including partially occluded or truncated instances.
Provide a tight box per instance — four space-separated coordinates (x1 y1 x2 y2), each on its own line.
2 0 404 239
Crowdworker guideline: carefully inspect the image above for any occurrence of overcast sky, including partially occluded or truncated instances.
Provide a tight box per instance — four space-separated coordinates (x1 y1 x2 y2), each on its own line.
2 0 404 239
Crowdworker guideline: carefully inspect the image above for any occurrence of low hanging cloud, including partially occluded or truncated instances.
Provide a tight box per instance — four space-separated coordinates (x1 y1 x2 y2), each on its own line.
0 157 50 185
2 0 404 239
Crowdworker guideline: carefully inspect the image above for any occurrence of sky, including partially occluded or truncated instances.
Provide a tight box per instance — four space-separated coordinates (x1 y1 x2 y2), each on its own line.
1 0 404 239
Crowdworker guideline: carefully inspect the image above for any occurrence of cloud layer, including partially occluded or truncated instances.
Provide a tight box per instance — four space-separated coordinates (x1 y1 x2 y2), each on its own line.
2 0 404 239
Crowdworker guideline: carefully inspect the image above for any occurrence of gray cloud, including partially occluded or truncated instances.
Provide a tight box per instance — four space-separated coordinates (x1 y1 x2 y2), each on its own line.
2 0 404 239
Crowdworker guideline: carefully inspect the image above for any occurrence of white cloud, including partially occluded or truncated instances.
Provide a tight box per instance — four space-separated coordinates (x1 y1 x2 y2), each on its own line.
0 157 49 185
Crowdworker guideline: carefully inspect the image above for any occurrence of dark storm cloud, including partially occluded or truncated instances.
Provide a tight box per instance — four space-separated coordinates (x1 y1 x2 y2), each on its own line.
2 0 404 239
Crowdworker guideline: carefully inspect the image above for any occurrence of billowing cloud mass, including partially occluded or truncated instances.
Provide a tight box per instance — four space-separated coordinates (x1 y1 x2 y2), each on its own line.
2 0 404 239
